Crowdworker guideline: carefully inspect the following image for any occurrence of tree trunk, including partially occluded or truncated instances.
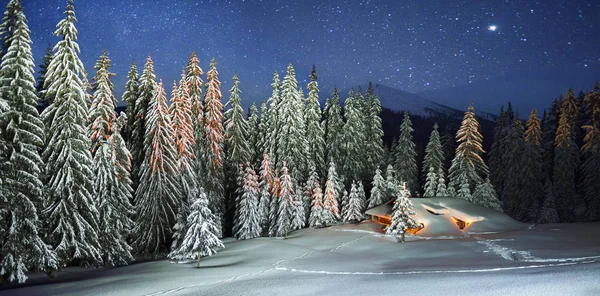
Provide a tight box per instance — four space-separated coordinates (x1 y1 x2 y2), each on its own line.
197 251 201 268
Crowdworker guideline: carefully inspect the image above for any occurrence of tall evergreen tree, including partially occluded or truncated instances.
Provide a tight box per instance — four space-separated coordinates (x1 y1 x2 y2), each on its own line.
257 102 269 159
322 161 341 224
247 103 260 166
185 52 205 188
203 58 225 225
364 84 385 176
519 109 545 221
40 0 102 267
422 123 444 197
368 168 386 208
305 66 326 177
133 81 181 257
257 153 273 234
235 164 261 240
0 0 58 283
266 72 281 163
122 61 139 141
541 98 562 179
501 116 526 218
324 87 344 171
130 55 155 189
341 89 364 181
448 104 488 197
581 82 600 221
488 106 510 198
35 44 52 106
394 112 418 193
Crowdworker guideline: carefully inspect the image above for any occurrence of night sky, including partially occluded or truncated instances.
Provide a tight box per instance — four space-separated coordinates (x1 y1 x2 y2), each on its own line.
23 0 600 109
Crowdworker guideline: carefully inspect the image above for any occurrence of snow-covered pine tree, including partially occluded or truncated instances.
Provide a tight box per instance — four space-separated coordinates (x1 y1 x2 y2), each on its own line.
324 87 345 171
340 188 349 218
520 109 545 221
130 55 156 188
343 182 365 223
257 153 273 235
0 0 58 282
266 72 281 163
40 0 101 268
368 168 386 208
435 167 449 197
305 66 326 177
247 103 260 166
290 186 306 231
169 72 199 251
203 58 225 225
185 52 205 188
322 161 341 225
275 163 295 237
342 89 365 181
309 181 325 228
448 104 488 196
89 51 135 266
472 178 502 211
422 123 444 197
0 0 18 59
538 179 559 224
276 64 307 181
553 91 580 222
386 183 420 243
172 189 223 267
122 61 139 141
394 112 419 193
268 170 281 237
582 82 600 221
357 181 366 208
224 74 250 234
235 164 261 240
35 44 52 107
385 164 400 201
133 81 181 257
364 82 385 177
456 173 473 201
257 102 269 160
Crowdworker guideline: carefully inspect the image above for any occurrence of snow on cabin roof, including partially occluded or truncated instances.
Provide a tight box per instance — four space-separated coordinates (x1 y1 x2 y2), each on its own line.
365 200 393 217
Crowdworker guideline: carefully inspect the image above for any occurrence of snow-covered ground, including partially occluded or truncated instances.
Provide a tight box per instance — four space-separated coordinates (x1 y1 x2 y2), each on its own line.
3 222 600 296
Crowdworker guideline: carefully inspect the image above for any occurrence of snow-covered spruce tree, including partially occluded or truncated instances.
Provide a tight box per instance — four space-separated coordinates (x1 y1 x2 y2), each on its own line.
40 0 101 268
488 106 510 200
122 61 139 141
172 189 224 267
305 66 326 176
291 187 306 231
394 112 419 193
553 94 580 222
235 164 261 240
169 72 199 252
89 52 135 266
422 123 444 197
448 104 488 197
266 72 281 163
0 0 18 59
203 58 225 226
130 55 155 188
520 109 545 221
368 168 386 208
582 82 600 221
247 103 260 166
472 178 502 211
357 181 366 208
276 64 307 181
257 153 273 234
385 164 400 200
386 183 420 243
322 161 341 225
275 163 295 237
364 82 385 177
324 87 345 171
343 182 365 223
35 44 52 107
185 52 205 188
340 188 349 218
456 173 473 201
0 0 57 282
309 181 325 228
342 89 365 181
268 170 281 237
435 167 449 197
538 179 559 224
133 81 181 257
257 102 269 159
303 167 319 220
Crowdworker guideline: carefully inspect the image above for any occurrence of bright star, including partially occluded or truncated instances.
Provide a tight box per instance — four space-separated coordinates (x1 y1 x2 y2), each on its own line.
488 25 497 31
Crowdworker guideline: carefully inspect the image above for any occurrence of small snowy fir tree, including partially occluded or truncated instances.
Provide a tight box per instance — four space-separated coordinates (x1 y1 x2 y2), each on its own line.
268 170 281 237
309 181 325 228
424 167 438 197
386 183 421 243
368 168 386 208
324 87 345 173
456 173 473 201
435 167 449 197
234 164 261 240
275 163 295 237
40 0 101 267
133 81 181 257
290 187 306 231
322 162 341 225
538 179 559 224
340 189 350 218
0 0 58 282
257 153 273 235
472 178 502 211
172 189 224 267
343 182 365 223
394 112 418 193
385 165 400 201
357 181 367 208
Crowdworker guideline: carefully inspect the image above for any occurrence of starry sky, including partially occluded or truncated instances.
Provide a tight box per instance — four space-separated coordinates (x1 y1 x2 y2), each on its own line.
22 0 600 109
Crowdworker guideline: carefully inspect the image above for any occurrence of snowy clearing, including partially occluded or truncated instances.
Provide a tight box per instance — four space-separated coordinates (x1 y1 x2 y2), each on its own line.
2 221 600 296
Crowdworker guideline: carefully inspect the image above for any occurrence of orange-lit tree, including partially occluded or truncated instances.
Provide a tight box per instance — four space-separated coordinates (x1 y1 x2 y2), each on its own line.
275 163 294 237
268 169 281 237
322 161 341 225
133 81 181 257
